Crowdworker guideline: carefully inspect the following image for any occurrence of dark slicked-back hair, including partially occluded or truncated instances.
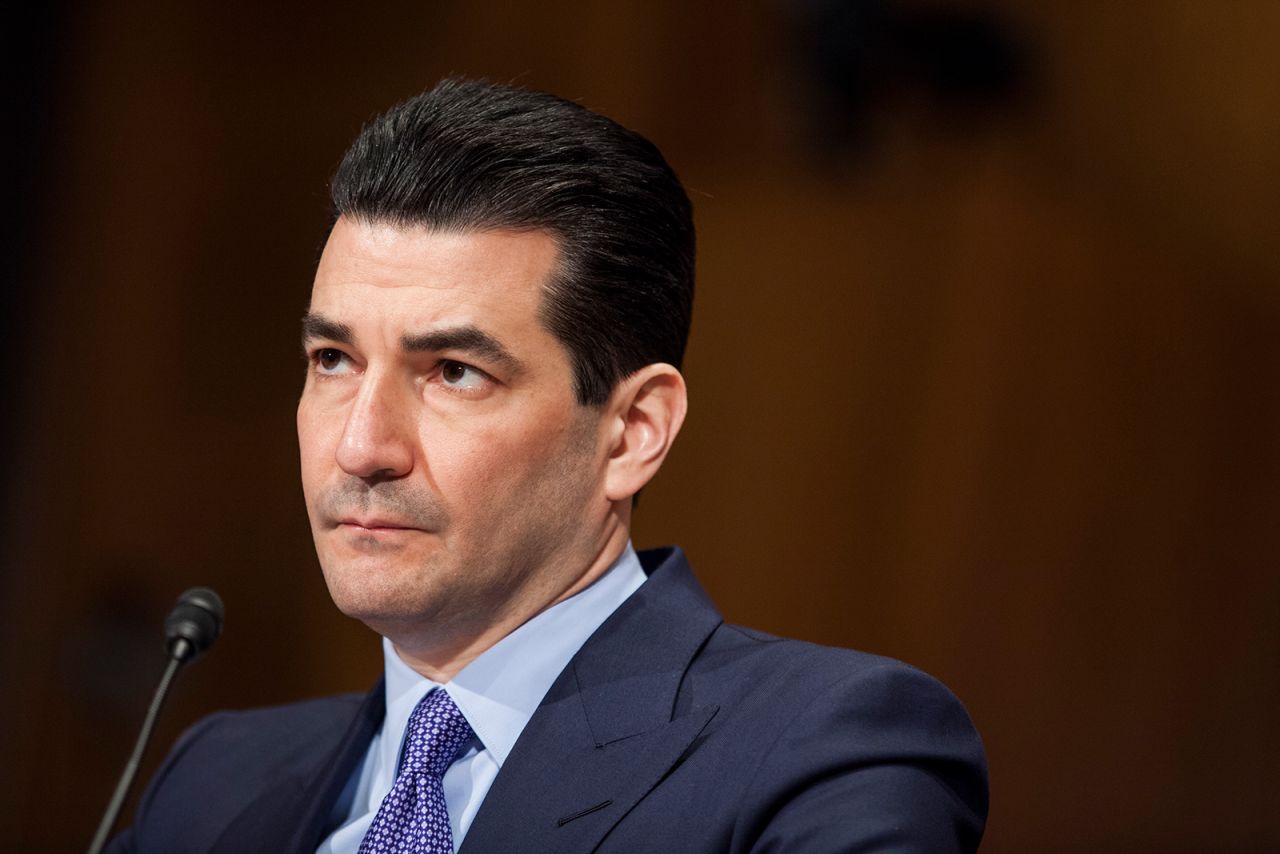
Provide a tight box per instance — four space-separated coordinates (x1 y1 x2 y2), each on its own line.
330 78 695 406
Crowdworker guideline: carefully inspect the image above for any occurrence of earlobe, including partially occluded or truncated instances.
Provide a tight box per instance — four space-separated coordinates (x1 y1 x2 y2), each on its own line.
604 364 688 503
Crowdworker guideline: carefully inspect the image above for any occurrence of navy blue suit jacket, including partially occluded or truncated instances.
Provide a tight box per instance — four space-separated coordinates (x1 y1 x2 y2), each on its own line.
109 548 988 852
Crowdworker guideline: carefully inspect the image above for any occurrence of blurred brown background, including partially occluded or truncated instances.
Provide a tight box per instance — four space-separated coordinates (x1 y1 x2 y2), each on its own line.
2 1 1277 851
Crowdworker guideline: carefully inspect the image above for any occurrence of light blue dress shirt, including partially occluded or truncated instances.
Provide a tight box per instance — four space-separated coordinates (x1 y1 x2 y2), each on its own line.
316 544 647 853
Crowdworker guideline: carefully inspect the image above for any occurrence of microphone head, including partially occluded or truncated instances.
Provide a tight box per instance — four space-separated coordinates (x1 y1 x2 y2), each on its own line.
164 587 225 663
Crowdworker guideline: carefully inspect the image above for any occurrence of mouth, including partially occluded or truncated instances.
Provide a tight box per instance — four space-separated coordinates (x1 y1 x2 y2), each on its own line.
336 517 424 533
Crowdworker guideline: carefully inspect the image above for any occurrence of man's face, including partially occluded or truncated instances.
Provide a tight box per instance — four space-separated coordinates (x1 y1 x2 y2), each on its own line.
298 218 611 652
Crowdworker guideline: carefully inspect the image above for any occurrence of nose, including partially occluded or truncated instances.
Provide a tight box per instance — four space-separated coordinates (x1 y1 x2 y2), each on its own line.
334 368 415 480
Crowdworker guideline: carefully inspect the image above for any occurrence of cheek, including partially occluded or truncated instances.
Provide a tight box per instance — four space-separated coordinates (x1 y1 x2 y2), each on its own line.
428 432 525 496
426 420 580 502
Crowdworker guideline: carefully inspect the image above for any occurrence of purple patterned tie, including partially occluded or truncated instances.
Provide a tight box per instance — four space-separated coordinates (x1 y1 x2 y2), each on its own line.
358 688 475 854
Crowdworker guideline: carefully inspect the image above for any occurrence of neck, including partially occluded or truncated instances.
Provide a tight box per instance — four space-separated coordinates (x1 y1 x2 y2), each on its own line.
389 520 631 683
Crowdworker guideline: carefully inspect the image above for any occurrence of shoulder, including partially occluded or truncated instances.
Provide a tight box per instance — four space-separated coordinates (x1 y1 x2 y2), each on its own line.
696 620 972 716
698 622 986 775
686 625 988 851
153 692 366 777
177 692 367 749
106 692 368 854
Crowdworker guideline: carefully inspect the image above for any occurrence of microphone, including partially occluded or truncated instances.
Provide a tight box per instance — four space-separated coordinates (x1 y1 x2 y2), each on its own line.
164 587 225 663
88 587 225 854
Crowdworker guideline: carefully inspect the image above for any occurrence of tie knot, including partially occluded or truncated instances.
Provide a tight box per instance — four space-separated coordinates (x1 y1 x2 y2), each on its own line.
400 689 474 780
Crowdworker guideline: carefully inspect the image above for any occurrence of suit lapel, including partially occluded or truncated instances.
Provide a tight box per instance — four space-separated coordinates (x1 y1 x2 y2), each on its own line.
208 680 386 854
461 548 722 853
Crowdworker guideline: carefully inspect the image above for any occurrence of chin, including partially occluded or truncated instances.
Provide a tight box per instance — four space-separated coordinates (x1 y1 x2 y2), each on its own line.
321 558 430 623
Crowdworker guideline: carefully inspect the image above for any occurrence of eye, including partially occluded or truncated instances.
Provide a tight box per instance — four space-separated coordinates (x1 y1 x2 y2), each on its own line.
311 347 353 375
439 360 489 391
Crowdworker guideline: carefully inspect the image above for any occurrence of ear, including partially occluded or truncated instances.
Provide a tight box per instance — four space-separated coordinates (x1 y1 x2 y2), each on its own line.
603 363 688 503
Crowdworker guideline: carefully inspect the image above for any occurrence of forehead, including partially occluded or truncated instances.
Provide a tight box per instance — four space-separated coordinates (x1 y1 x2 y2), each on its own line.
310 218 561 332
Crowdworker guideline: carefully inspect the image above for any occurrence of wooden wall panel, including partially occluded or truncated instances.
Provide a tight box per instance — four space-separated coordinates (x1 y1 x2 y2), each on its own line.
2 2 1276 850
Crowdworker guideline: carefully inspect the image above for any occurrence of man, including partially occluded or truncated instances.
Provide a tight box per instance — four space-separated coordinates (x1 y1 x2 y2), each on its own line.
110 78 987 853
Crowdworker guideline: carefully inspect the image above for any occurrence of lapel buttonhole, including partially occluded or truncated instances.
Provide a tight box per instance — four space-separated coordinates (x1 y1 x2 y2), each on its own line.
556 799 614 827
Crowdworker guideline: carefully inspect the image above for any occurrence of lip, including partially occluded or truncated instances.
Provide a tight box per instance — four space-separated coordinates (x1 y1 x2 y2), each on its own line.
337 517 423 532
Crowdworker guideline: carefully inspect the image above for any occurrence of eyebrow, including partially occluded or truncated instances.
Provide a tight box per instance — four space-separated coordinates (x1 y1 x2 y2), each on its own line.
301 313 353 346
301 312 524 374
402 326 524 374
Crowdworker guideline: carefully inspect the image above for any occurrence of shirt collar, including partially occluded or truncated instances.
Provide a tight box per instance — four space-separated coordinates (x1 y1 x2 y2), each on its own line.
380 543 646 770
